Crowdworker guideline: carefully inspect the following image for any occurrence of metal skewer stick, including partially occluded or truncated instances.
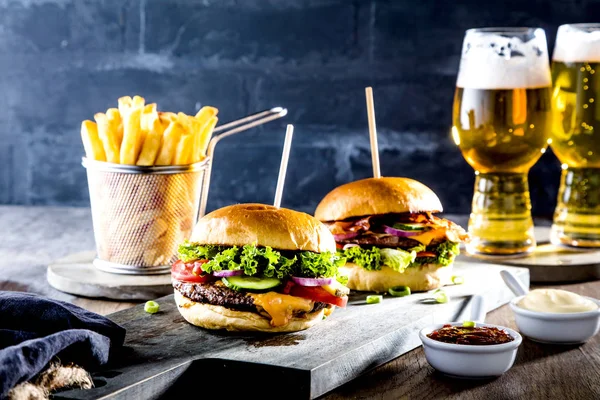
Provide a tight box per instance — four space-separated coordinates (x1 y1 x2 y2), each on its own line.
197 107 288 220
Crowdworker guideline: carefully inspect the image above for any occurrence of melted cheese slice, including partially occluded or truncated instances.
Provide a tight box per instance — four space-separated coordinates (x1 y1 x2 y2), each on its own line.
410 228 448 245
250 292 314 327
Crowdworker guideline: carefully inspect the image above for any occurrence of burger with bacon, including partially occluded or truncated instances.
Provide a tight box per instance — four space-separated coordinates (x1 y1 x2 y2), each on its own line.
171 203 350 332
314 177 469 293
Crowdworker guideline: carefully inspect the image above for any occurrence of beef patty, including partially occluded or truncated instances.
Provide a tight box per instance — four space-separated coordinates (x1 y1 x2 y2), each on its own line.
173 280 328 315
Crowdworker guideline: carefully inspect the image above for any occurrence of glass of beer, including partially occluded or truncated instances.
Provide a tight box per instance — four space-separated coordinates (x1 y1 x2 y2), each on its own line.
452 28 552 256
550 24 600 247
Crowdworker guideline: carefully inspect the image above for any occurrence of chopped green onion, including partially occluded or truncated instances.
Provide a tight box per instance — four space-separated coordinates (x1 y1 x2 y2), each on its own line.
462 320 476 327
144 300 160 314
366 295 383 304
388 285 411 297
451 275 464 285
434 290 448 304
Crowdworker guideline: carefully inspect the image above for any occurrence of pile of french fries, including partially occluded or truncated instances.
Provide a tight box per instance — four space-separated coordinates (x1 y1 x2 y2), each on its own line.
81 95 218 166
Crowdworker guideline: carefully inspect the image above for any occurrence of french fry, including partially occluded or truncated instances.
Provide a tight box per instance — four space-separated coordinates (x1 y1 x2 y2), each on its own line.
132 95 145 109
106 108 123 148
81 120 106 161
140 217 169 249
94 112 120 163
120 106 143 165
144 103 156 114
159 111 177 122
173 112 202 165
84 96 218 167
155 121 184 165
141 104 158 134
135 103 156 157
118 96 132 116
158 112 176 132
136 112 165 166
195 106 218 121
174 133 195 165
176 112 200 135
194 115 218 162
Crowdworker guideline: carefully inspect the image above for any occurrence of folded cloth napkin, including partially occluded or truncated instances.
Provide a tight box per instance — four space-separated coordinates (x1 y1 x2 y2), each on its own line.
0 291 126 399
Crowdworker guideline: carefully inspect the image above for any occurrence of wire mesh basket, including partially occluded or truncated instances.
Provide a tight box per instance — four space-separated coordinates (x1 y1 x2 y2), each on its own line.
82 107 287 275
83 158 208 275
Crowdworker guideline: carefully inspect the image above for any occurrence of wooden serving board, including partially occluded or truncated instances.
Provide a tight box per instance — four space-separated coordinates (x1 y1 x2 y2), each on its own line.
55 262 528 400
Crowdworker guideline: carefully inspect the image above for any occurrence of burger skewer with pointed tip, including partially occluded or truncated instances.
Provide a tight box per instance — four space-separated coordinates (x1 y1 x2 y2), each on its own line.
314 88 469 293
172 124 349 332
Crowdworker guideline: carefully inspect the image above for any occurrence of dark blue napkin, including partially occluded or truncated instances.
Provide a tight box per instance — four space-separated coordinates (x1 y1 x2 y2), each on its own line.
0 291 126 399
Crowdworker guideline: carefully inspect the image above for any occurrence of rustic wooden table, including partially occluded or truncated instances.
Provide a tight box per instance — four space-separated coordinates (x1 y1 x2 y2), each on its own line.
1 205 599 399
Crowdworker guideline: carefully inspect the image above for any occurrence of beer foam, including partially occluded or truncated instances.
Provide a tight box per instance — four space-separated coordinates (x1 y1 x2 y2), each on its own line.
553 25 600 62
456 33 551 89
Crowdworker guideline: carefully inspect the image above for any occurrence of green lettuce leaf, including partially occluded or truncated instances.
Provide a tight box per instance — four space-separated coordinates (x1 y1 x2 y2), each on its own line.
338 240 460 271
297 251 345 278
413 241 460 267
340 246 382 271
336 272 349 286
408 243 426 253
379 248 417 273
178 242 343 279
177 241 223 263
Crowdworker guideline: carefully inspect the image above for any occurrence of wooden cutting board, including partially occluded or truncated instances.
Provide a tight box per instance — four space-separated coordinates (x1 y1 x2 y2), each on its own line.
55 262 528 400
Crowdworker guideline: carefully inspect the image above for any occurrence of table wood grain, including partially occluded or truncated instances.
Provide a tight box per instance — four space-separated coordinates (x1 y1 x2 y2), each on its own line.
1 206 598 399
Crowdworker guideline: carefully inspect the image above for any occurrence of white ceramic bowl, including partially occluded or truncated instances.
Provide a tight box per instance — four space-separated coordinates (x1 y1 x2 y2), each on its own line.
509 295 600 344
419 322 522 378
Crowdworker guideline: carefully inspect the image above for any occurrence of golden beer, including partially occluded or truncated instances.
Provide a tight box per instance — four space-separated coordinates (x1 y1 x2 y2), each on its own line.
550 23 600 247
452 28 552 256
453 87 551 173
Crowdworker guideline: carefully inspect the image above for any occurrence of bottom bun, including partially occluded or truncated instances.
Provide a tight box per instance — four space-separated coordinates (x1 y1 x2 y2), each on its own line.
339 263 453 293
174 290 328 333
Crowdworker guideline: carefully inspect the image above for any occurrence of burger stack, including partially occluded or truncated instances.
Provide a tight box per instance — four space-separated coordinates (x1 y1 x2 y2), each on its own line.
170 177 469 333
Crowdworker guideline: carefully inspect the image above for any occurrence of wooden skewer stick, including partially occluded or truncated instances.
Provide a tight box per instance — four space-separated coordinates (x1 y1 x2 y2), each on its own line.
365 87 381 179
273 124 294 208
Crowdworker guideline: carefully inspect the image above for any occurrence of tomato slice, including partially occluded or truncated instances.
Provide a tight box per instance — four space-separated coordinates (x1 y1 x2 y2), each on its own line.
417 251 437 258
171 259 214 283
288 284 348 308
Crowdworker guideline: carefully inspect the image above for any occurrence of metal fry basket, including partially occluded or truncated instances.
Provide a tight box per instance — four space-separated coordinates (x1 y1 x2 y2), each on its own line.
83 158 208 275
83 107 287 275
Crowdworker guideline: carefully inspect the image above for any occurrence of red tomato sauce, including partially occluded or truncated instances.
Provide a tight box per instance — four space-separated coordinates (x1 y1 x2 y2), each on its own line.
427 324 514 345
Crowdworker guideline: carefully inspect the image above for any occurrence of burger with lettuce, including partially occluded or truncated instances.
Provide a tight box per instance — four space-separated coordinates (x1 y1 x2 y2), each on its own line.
171 203 349 332
314 177 469 293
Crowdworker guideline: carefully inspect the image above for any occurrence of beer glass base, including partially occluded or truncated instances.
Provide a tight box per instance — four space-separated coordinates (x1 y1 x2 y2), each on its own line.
551 168 600 249
466 173 537 258
550 225 600 248
465 240 535 259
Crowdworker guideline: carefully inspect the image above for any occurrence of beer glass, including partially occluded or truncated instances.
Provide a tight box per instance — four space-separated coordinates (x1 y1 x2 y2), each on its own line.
452 28 552 256
550 24 600 247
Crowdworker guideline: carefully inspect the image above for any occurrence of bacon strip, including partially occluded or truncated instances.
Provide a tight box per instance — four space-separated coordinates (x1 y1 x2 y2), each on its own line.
325 213 469 244
326 216 371 235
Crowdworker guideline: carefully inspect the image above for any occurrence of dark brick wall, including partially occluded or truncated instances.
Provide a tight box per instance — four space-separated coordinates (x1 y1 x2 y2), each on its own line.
1 0 598 216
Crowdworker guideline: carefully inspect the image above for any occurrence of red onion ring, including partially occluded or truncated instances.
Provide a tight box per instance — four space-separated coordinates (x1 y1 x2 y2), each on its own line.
212 269 244 277
343 243 360 250
383 225 421 237
291 276 334 286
